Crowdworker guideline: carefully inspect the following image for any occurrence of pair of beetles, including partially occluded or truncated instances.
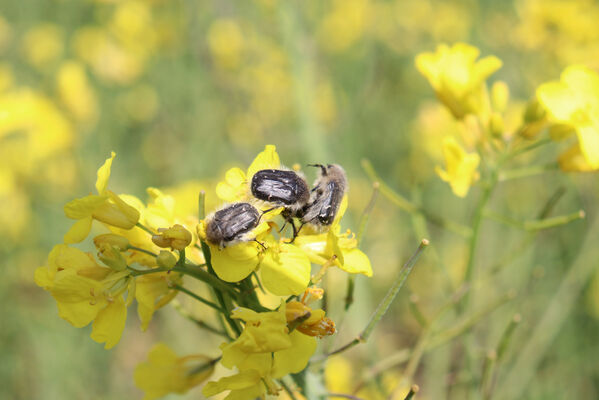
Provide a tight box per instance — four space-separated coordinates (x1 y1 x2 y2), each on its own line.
205 164 347 248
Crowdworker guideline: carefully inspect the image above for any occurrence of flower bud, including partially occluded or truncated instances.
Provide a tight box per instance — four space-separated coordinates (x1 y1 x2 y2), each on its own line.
92 191 140 229
286 301 336 338
489 112 504 137
157 250 177 270
152 224 192 251
98 243 128 271
93 233 130 251
491 81 509 113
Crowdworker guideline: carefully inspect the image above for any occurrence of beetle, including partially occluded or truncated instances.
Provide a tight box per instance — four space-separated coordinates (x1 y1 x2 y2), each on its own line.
205 202 261 248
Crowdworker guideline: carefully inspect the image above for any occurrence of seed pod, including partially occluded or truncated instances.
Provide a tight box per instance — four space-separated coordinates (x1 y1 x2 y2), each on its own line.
250 169 310 212
205 202 261 248
302 164 347 231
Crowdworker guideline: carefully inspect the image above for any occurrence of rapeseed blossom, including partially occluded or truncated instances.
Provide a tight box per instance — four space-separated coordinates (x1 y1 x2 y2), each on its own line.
134 343 215 400
537 64 599 171
435 136 480 197
416 43 502 119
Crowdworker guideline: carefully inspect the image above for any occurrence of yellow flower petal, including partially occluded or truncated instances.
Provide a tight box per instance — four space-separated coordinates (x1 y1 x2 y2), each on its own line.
340 248 373 277
96 151 115 195
209 242 260 282
246 145 280 179
92 192 140 229
90 297 127 349
64 195 109 219
136 272 180 331
558 144 597 172
260 243 311 296
537 81 580 122
203 370 263 397
216 167 247 202
134 343 214 400
436 136 480 197
576 124 599 168
272 330 317 378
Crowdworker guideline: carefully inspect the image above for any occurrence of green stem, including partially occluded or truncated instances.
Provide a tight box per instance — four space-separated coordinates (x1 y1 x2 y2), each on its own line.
502 137 552 162
356 182 380 246
461 170 498 313
495 216 599 399
172 265 239 297
170 299 230 339
327 240 429 357
427 291 516 350
127 266 169 276
498 162 558 181
404 385 420 400
127 246 157 257
135 222 155 235
362 159 472 238
171 283 225 313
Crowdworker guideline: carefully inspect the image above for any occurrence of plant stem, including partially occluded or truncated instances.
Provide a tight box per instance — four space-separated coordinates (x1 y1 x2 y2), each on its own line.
404 385 420 400
127 266 169 276
171 283 225 313
127 246 157 257
362 159 472 238
494 216 599 400
170 299 230 339
135 222 155 235
461 170 497 313
326 240 429 357
172 264 238 297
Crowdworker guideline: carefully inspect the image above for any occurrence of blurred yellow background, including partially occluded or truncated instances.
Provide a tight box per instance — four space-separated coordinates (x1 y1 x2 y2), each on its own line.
1 0 598 399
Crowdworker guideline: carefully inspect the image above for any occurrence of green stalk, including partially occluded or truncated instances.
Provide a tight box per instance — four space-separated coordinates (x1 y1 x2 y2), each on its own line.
460 170 498 313
362 159 472 238
326 240 429 357
170 299 230 339
494 216 599 400
171 283 225 313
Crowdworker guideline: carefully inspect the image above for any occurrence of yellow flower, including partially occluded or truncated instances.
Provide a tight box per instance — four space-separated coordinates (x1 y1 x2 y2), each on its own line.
204 303 318 399
56 60 98 124
295 197 373 277
34 244 131 349
215 144 280 203
35 244 181 347
536 65 599 170
93 233 130 251
135 271 181 331
286 300 336 338
435 137 480 197
134 343 214 400
416 43 502 119
63 152 140 244
151 224 192 251
197 222 311 296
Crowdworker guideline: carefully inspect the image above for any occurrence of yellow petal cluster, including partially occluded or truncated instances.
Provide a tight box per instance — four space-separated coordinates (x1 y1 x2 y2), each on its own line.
203 302 319 399
416 43 502 119
435 136 480 197
34 244 181 347
151 224 192 251
63 152 140 244
536 65 599 171
134 343 214 400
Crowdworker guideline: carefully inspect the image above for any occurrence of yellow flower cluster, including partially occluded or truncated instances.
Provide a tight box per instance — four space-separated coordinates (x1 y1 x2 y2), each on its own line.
415 42 599 197
35 145 373 399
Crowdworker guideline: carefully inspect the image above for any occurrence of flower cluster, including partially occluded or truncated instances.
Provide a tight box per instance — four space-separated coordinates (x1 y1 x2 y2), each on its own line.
36 145 372 399
415 42 599 198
